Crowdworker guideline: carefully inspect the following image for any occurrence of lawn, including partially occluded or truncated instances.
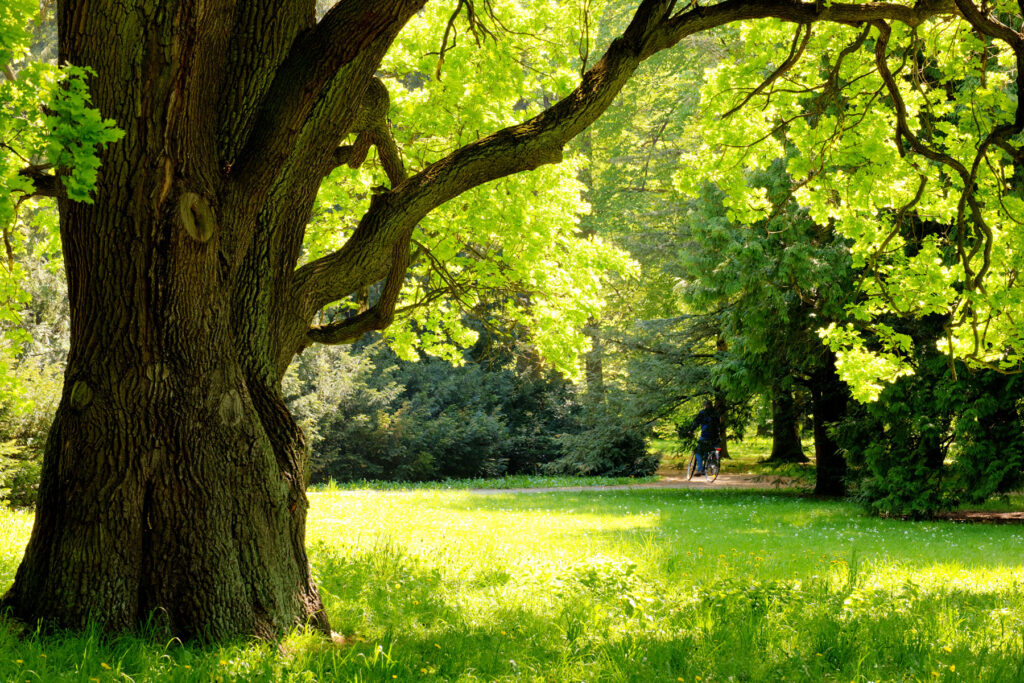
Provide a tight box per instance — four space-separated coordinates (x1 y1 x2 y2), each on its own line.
654 435 818 483
2 485 1023 682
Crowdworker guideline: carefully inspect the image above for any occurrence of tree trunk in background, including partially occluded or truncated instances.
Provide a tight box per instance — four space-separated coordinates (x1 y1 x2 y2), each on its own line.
584 316 605 402
714 392 730 459
811 352 848 496
577 128 605 404
767 385 808 463
714 337 729 458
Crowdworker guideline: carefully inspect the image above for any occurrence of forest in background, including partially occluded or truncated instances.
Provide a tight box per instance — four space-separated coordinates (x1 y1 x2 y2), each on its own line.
2 0 1024 519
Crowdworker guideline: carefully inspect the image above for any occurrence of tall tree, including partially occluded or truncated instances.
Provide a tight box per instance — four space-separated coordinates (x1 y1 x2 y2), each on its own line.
0 0 997 640
675 167 853 481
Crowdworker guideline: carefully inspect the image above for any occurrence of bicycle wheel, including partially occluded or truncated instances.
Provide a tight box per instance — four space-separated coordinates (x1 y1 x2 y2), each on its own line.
685 454 696 481
704 454 720 483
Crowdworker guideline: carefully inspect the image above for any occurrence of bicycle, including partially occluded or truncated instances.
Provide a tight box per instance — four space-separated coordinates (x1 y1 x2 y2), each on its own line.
685 446 721 483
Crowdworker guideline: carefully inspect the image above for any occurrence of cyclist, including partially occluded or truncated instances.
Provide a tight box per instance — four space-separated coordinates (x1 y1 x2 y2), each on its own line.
681 400 720 476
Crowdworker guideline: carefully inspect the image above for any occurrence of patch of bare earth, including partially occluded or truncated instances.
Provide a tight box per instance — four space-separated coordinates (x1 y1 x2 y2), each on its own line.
934 510 1024 524
468 470 810 495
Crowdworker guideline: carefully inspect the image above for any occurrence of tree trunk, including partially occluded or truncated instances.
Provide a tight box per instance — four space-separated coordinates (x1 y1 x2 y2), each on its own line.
583 315 606 402
811 352 848 496
714 392 730 459
714 338 729 458
4 366 326 640
767 385 808 463
576 128 605 404
1 153 328 640
0 0 414 640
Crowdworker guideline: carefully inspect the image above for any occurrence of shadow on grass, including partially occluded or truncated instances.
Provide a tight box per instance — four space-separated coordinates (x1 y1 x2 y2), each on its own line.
312 544 1024 682
3 491 1024 682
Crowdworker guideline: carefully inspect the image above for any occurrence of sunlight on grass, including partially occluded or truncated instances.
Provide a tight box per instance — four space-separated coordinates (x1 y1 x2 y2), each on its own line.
310 473 660 492
2 489 1023 681
657 435 818 484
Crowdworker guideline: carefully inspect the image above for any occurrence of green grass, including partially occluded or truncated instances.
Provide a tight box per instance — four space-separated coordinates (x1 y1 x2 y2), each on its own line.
3 488 1024 681
656 435 817 483
311 473 660 492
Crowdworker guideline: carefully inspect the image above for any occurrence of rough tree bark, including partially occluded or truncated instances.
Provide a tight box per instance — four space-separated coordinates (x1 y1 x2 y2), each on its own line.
1 0 957 640
767 384 809 463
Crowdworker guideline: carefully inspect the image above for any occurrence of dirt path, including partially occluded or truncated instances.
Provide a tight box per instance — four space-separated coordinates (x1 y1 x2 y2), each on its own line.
331 475 1023 522
466 471 810 495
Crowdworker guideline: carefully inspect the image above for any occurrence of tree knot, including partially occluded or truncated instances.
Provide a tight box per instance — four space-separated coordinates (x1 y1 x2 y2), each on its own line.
179 192 217 244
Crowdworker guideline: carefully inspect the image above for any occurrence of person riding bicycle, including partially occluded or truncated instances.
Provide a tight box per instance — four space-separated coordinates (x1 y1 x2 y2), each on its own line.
680 400 720 476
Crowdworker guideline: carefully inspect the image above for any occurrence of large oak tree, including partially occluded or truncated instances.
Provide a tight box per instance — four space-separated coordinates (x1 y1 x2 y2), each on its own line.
2 0 1012 640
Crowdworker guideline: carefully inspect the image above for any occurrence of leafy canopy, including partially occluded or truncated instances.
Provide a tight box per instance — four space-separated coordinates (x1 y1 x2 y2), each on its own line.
680 9 1024 397
305 1 636 375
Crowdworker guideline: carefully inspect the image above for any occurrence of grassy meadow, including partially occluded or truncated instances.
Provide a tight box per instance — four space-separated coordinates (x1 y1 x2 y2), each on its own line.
2 483 1024 682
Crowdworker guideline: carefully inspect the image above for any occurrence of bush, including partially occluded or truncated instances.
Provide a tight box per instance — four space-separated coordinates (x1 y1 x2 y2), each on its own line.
0 359 62 508
546 404 659 478
836 352 1024 518
0 441 42 508
287 344 597 483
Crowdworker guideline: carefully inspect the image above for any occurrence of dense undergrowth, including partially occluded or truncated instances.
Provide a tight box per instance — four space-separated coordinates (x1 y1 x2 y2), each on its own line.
2 486 1023 681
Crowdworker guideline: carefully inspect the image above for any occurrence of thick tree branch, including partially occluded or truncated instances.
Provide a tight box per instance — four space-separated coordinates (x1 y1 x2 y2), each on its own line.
305 230 411 345
952 0 1023 46
289 0 958 342
290 0 680 317
650 0 956 57
232 1 425 198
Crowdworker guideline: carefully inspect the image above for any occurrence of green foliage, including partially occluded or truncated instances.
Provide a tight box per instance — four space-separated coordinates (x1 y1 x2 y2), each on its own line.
0 440 40 508
1 3 115 422
0 356 61 507
674 164 855 414
305 1 637 376
42 65 124 202
1 12 121 212
4 488 1024 680
683 16 1024 394
836 317 1024 518
286 343 584 483
546 401 659 477
0 202 66 507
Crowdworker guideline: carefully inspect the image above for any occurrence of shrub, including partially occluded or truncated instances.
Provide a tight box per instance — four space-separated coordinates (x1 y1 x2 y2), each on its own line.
837 353 1024 518
0 359 62 508
287 344 595 483
546 403 659 478
0 441 42 508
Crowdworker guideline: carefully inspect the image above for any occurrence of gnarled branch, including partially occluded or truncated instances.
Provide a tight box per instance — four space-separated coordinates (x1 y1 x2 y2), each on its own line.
288 0 959 351
232 1 425 199
322 77 407 188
